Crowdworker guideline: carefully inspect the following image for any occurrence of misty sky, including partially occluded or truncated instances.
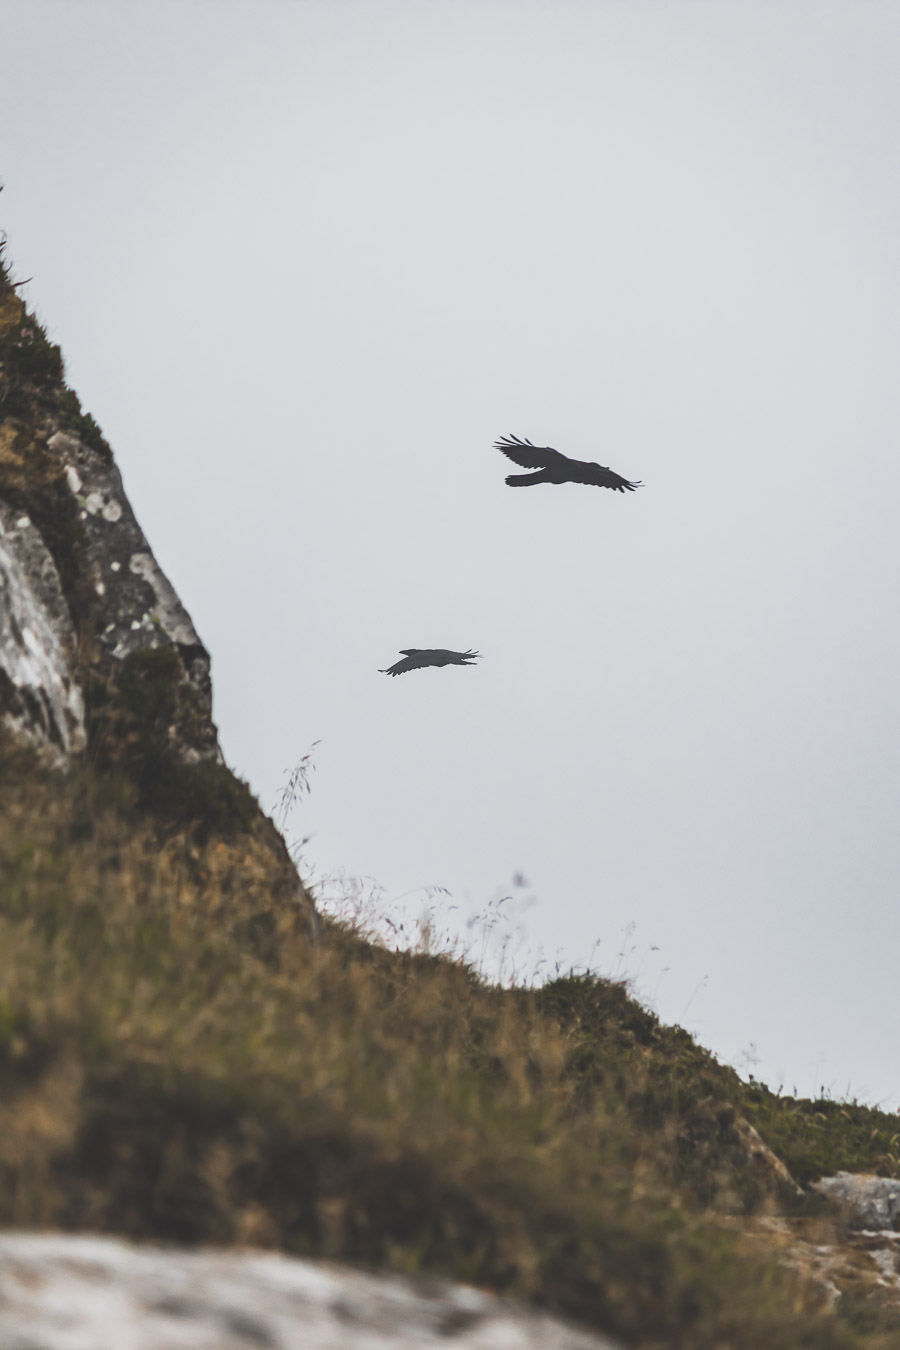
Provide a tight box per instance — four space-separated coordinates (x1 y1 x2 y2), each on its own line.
2 1 900 1107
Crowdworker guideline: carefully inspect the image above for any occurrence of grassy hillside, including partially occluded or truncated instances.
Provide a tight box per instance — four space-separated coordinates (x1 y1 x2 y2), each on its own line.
0 742 897 1350
2 220 898 1346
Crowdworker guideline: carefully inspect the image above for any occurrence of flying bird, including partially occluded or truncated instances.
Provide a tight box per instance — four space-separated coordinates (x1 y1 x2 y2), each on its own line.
379 648 481 677
494 434 642 492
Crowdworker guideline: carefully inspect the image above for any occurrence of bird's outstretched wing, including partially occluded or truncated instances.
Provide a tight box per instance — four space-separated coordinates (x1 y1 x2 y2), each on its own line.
496 434 642 491
433 649 480 664
380 650 432 676
493 434 561 470
567 461 643 492
379 649 481 676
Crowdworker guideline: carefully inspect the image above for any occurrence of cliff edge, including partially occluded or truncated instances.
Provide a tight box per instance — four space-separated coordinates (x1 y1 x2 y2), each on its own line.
0 226 315 929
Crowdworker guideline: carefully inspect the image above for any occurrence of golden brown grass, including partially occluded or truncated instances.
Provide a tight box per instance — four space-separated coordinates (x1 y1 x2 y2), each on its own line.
0 745 894 1348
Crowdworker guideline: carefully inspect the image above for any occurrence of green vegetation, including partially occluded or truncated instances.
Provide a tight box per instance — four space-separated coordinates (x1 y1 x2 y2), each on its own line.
539 971 900 1189
85 648 258 838
741 1086 900 1187
0 227 111 459
0 747 896 1349
0 309 63 390
55 386 112 460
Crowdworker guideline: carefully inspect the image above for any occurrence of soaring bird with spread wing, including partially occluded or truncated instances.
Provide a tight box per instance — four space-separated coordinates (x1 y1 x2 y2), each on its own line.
379 649 481 677
494 434 642 492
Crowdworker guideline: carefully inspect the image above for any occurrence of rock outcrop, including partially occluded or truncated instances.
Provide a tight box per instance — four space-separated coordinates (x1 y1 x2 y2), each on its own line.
0 230 315 927
0 496 85 756
0 269 217 768
0 1234 621 1350
812 1173 900 1231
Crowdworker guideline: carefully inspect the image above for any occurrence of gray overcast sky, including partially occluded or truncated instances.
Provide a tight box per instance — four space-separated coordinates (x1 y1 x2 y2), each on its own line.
3 0 900 1105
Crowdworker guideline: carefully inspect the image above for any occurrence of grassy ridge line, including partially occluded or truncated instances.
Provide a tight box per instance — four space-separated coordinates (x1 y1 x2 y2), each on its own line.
0 751 895 1347
536 960 900 1190
741 1088 900 1189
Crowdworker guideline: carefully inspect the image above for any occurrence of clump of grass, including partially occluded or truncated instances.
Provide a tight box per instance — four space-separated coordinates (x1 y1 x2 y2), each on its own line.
739 1085 900 1186
0 309 63 391
0 750 896 1347
0 220 111 458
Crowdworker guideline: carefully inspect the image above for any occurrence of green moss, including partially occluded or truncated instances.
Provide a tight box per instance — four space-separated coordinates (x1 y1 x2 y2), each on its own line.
116 646 180 726
85 648 256 840
137 755 259 841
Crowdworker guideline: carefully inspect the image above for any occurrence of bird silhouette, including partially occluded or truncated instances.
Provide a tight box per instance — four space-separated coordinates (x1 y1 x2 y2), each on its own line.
379 649 481 677
495 434 642 492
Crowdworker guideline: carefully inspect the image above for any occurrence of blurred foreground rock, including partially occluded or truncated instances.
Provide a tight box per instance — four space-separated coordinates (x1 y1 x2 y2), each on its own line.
0 1234 620 1350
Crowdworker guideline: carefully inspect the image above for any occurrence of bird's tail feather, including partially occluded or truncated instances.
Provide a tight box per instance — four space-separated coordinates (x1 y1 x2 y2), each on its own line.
506 471 551 487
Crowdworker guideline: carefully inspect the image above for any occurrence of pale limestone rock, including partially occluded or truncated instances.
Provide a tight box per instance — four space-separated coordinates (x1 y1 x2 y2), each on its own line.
812 1172 900 1231
0 422 219 764
0 1234 621 1350
0 500 85 757
128 549 203 649
46 430 207 665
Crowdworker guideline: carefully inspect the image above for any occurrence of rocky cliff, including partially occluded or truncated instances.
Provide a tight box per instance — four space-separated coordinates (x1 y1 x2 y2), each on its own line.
0 226 315 926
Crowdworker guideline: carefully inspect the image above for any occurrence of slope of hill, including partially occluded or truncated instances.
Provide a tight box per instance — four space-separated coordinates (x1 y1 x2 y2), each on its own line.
1 232 898 1348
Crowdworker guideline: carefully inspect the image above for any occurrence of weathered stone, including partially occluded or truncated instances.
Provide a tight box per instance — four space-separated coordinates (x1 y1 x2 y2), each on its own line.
40 427 220 764
0 499 84 758
0 276 218 766
0 1234 621 1350
46 430 207 663
811 1172 900 1231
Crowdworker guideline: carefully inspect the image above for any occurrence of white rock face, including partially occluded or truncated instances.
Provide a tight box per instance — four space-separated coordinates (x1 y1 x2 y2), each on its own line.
0 1234 621 1350
0 420 219 763
0 503 85 756
128 550 203 649
46 430 206 661
812 1172 900 1231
